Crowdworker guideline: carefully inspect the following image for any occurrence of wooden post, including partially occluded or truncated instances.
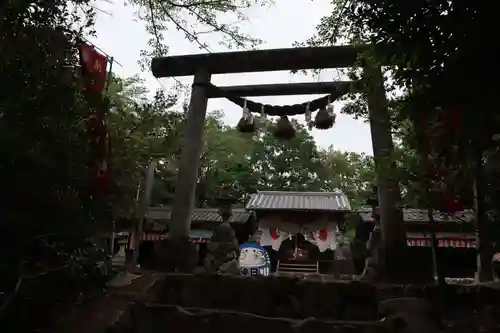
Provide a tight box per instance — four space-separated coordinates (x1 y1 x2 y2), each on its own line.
473 147 493 282
131 159 157 267
169 70 211 239
364 64 407 281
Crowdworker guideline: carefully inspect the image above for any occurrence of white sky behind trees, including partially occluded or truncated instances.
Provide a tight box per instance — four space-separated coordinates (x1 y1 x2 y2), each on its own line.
89 0 373 155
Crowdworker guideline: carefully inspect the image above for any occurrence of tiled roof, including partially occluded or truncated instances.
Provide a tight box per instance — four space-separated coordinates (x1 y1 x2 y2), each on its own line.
246 191 351 211
147 207 252 224
358 207 474 223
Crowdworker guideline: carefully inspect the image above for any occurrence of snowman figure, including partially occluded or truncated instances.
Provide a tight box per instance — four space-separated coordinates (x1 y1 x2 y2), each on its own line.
238 242 271 277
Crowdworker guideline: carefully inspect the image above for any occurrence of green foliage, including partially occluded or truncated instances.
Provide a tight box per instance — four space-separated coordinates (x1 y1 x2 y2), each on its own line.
319 147 375 208
106 76 185 217
303 0 500 211
137 113 385 209
0 0 112 329
249 119 326 192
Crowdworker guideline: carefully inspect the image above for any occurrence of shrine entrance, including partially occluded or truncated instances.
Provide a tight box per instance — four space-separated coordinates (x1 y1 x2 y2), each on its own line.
150 44 408 279
279 233 318 262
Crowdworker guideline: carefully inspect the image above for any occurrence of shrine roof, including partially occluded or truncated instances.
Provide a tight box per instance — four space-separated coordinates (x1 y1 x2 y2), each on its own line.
246 191 351 212
358 207 474 223
146 207 251 224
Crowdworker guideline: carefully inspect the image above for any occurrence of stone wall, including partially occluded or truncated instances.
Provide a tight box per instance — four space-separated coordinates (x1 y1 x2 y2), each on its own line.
71 273 500 333
108 303 390 333
146 273 379 321
378 284 500 332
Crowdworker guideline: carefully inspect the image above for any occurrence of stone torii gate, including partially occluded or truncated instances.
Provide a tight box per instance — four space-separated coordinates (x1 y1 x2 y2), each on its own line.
151 45 407 280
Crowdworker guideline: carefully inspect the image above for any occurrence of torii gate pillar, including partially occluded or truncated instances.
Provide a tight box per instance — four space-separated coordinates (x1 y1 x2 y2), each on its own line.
364 64 407 281
169 70 211 240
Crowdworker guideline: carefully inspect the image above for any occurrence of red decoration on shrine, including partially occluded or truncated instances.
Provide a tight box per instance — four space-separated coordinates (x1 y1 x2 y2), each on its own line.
270 228 280 240
77 42 108 93
318 228 328 241
442 196 463 214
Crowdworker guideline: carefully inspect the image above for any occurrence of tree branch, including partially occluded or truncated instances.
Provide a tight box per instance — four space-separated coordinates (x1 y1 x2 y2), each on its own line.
158 2 212 52
164 0 239 9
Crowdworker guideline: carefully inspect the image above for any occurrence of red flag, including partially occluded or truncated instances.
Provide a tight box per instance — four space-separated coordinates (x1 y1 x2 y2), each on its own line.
78 42 108 93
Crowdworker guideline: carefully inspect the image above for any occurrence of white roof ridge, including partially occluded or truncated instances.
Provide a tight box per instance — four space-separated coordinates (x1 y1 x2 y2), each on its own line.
255 190 345 196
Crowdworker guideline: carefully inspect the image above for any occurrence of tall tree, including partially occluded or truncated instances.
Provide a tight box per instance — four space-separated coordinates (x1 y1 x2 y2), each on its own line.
0 0 111 329
249 119 326 192
319 147 375 208
305 0 500 280
106 75 185 217
195 111 256 206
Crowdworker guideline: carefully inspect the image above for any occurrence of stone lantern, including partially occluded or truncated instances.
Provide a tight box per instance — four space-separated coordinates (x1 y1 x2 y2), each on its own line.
361 186 382 281
216 186 235 227
203 186 240 274
366 186 381 231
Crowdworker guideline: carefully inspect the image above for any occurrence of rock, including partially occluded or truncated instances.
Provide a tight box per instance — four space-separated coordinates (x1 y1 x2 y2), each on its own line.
107 272 141 288
378 297 442 333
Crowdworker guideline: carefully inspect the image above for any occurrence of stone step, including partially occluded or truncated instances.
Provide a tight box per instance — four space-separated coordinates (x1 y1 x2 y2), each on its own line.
278 267 319 273
109 303 390 333
279 262 318 267
278 261 319 274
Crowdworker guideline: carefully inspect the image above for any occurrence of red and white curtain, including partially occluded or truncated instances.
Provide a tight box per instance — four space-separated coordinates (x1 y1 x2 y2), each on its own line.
258 220 338 252
128 232 211 249
260 227 290 250
312 228 337 252
258 220 299 250
407 238 476 248
302 222 338 252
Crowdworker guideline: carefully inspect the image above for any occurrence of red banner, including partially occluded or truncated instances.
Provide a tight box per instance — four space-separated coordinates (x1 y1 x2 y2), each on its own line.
87 111 111 193
78 41 111 194
78 42 108 93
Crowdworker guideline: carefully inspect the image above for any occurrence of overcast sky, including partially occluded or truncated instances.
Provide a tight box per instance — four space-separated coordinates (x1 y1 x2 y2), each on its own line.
89 0 373 155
